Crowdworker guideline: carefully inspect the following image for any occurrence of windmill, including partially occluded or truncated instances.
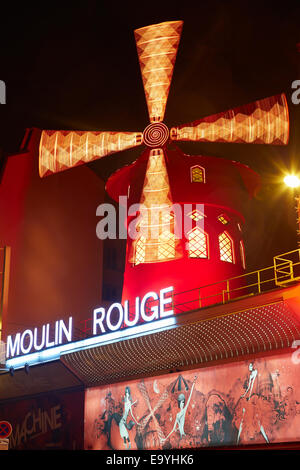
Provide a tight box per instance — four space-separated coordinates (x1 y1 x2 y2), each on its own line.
39 21 289 309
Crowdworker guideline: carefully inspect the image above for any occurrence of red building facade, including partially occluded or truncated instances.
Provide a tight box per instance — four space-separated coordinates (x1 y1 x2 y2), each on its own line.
0 20 299 452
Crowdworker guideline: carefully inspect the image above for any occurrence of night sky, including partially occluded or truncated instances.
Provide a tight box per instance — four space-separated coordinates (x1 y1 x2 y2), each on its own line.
1 0 300 270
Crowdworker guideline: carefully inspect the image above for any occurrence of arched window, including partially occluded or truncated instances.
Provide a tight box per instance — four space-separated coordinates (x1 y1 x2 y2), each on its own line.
219 231 234 263
188 227 208 258
158 231 176 261
240 240 246 269
191 165 205 183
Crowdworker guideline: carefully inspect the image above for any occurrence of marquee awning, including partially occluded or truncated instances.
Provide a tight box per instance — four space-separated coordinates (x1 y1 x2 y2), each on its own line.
60 285 300 387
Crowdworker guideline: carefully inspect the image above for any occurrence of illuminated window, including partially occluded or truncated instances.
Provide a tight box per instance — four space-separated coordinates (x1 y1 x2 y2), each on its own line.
188 209 205 222
191 165 205 183
135 236 146 265
188 227 208 258
240 240 246 269
218 214 229 225
219 232 234 263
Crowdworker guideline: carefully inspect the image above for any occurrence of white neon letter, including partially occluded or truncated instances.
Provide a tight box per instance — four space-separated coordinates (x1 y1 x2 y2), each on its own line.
59 317 73 344
141 291 159 322
46 324 55 348
160 286 174 318
93 308 106 335
6 333 21 358
20 329 34 355
33 326 46 351
124 298 140 327
106 303 124 331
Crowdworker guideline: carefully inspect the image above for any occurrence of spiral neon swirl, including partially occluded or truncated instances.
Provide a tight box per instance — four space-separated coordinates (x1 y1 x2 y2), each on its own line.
143 122 169 148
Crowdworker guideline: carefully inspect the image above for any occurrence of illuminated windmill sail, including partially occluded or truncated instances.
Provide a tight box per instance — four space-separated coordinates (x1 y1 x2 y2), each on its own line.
39 20 289 267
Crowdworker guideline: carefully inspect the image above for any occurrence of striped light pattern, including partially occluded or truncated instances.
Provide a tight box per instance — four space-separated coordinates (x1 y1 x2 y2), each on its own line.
131 149 182 264
134 20 183 123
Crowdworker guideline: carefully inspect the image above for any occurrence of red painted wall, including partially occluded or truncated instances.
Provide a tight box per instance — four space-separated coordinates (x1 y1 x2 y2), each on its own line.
0 129 105 338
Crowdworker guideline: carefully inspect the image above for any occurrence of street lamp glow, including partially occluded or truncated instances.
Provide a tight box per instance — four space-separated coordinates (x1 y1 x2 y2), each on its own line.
284 174 300 188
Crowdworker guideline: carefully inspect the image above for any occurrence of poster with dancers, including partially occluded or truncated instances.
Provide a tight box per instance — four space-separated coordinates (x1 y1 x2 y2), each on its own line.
84 351 300 449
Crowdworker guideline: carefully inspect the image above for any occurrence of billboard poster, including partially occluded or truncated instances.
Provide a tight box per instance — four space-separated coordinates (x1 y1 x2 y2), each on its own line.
0 389 84 450
84 351 300 449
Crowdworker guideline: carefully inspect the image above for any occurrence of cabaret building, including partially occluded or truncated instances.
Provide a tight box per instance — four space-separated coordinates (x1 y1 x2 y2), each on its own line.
1 20 300 451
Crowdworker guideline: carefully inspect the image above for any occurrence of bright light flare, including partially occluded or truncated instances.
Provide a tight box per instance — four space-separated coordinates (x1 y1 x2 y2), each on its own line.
284 174 300 188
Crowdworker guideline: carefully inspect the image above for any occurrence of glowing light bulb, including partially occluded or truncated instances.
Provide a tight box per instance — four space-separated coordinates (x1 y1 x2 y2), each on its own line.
284 174 300 188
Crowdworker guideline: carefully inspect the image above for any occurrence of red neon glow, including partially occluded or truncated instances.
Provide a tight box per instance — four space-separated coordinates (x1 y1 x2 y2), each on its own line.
240 240 246 269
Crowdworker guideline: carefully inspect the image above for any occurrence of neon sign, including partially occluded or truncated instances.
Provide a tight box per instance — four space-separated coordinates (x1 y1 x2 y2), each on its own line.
6 286 174 360
6 318 73 359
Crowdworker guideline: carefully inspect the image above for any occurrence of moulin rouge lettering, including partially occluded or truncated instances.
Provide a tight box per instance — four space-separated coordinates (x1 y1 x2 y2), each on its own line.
6 286 174 359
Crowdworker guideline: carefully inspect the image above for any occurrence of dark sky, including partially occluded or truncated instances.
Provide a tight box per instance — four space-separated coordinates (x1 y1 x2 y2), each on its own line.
1 0 300 269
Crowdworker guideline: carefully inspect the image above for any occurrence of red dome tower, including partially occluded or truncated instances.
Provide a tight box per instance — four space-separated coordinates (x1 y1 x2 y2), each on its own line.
38 21 289 310
106 145 259 302
106 141 260 309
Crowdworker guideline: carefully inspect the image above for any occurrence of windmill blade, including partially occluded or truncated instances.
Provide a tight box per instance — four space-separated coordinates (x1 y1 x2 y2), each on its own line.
134 20 183 123
39 130 143 177
170 93 289 145
129 148 183 265
138 380 169 437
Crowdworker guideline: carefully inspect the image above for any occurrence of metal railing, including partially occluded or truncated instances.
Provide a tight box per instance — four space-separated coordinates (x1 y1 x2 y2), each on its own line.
274 249 300 287
172 248 300 314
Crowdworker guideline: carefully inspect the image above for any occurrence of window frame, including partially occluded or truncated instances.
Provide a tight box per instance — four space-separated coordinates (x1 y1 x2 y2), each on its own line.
190 165 206 183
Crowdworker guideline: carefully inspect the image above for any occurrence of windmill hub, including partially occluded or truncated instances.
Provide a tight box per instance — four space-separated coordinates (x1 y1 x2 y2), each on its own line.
142 122 169 148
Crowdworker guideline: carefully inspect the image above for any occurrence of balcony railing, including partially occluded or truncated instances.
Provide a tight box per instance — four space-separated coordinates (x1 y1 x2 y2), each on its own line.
78 248 300 338
171 248 300 314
